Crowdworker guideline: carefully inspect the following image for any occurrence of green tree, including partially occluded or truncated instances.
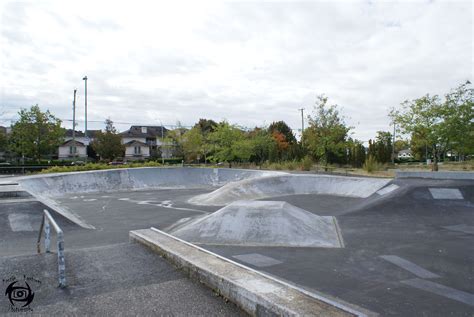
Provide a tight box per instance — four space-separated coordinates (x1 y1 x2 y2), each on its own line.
232 139 254 162
249 128 276 165
347 139 366 168
390 83 473 170
442 83 474 160
182 126 204 162
194 118 218 135
208 121 244 167
368 131 393 163
91 119 124 161
0 129 7 154
394 139 410 153
304 95 351 165
9 105 64 161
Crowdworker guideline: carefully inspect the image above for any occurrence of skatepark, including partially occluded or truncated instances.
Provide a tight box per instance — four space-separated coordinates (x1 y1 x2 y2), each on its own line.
1 167 473 316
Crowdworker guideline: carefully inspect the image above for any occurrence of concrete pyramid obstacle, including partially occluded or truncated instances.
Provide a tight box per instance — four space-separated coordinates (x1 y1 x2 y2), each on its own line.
171 200 343 248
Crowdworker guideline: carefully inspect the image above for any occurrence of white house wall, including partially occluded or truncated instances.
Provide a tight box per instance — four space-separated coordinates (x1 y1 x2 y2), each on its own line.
58 146 87 159
125 146 150 158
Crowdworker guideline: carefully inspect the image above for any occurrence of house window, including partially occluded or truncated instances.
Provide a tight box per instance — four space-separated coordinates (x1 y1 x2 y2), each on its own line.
134 146 141 155
141 127 147 134
69 146 76 154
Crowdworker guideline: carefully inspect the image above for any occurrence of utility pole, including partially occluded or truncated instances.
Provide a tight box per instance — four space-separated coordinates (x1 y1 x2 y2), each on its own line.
72 89 77 159
161 123 164 165
83 76 88 161
83 76 88 140
298 108 305 146
392 121 396 164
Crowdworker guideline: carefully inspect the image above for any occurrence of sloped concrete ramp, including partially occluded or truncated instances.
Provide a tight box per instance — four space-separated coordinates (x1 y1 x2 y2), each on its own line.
189 174 391 206
171 200 343 248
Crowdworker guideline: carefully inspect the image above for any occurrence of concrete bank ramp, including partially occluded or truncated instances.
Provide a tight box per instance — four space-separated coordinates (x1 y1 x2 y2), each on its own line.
189 174 391 206
171 200 343 248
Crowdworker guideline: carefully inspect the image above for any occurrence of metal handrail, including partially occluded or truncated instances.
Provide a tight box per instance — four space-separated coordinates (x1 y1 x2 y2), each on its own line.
37 209 66 288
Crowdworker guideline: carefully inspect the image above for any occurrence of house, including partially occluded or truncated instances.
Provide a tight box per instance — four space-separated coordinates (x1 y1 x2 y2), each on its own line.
120 125 170 160
397 149 413 159
58 140 87 159
64 129 101 145
58 129 101 160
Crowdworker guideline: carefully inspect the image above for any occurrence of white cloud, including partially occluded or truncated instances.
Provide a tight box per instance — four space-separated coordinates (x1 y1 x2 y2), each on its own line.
0 0 472 141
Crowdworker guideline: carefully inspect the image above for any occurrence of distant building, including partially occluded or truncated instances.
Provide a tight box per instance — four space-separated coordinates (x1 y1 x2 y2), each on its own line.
58 129 101 160
58 140 87 159
64 129 101 145
397 149 413 159
120 125 171 160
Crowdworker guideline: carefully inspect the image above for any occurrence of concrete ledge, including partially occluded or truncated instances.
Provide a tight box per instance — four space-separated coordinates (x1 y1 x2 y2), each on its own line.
130 228 374 317
396 171 474 180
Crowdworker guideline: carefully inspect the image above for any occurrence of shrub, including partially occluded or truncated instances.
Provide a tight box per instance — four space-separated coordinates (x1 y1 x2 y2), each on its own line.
284 160 299 171
300 156 313 171
38 161 162 174
363 155 379 173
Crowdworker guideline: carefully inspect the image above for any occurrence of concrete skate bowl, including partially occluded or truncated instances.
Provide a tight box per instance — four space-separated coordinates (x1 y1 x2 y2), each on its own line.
17 168 285 228
171 200 344 248
17 168 393 246
189 174 392 206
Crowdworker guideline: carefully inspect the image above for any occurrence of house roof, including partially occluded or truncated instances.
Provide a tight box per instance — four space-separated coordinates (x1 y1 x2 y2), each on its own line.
120 125 168 138
61 139 86 147
65 129 101 138
397 149 412 154
124 140 148 146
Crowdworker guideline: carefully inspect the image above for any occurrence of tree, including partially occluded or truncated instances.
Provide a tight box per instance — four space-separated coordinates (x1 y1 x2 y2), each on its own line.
249 128 276 165
182 127 204 162
194 118 218 135
367 131 393 163
394 139 410 153
390 83 473 170
268 121 297 144
0 129 7 154
9 105 64 161
390 95 442 170
268 121 299 161
208 121 244 167
91 119 124 161
304 95 352 165
442 83 474 160
346 139 366 168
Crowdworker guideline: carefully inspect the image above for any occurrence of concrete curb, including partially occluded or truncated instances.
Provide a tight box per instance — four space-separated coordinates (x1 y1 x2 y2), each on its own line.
130 228 375 317
395 171 474 180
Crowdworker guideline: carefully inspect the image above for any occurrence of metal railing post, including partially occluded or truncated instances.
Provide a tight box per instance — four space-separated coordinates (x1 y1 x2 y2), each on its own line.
57 231 66 288
38 209 67 288
44 218 51 253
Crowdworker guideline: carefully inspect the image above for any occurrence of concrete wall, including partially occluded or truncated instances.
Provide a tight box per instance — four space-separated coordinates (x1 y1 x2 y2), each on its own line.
396 171 474 180
18 168 284 197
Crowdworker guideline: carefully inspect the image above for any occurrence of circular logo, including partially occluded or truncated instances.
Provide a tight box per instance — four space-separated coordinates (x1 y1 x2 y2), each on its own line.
5 281 35 308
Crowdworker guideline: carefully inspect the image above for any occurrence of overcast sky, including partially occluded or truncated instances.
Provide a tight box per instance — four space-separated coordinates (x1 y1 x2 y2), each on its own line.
0 0 472 142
